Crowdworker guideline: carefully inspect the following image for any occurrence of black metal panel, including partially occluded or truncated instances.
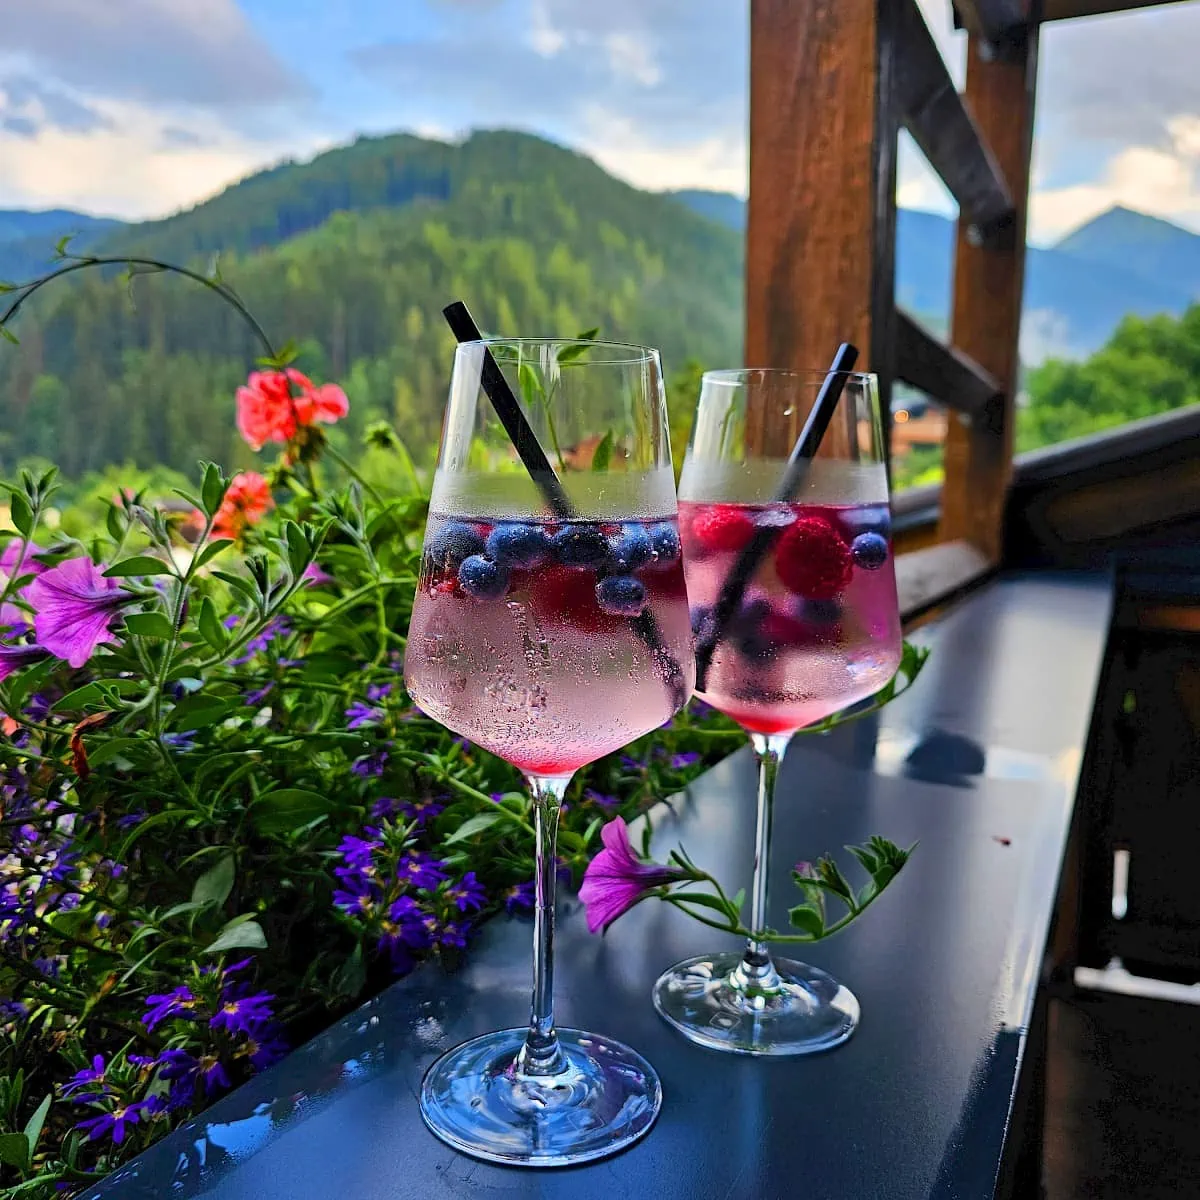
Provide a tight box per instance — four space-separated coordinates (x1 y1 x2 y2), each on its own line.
83 575 1112 1200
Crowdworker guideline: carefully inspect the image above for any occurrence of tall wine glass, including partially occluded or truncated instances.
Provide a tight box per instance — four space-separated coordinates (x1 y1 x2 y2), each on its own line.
405 338 694 1165
653 368 902 1056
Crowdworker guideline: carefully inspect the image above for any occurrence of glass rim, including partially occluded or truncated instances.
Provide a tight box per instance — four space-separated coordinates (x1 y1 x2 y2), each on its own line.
702 367 877 387
456 337 660 366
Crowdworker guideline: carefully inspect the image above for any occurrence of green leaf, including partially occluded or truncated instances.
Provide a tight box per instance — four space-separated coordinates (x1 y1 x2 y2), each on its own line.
191 854 235 908
787 904 826 939
213 569 258 603
0 1132 29 1172
22 1094 50 1153
197 596 226 651
104 555 174 578
205 919 267 954
52 678 140 712
124 611 175 639
517 360 543 405
201 462 227 517
591 430 613 472
193 539 235 571
816 856 855 905
283 520 308 577
85 737 147 767
171 487 204 511
332 943 366 999
160 900 208 921
9 493 33 538
53 233 73 257
105 504 125 541
671 891 737 920
444 812 502 844
251 789 331 835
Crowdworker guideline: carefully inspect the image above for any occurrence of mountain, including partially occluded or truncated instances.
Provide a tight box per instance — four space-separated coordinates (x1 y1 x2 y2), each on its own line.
1056 205 1200 297
0 209 125 281
663 190 746 233
670 191 1200 361
0 130 743 480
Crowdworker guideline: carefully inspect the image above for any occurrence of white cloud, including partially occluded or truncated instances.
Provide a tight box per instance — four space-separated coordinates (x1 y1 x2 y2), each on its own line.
577 106 746 195
1030 125 1200 243
0 100 327 218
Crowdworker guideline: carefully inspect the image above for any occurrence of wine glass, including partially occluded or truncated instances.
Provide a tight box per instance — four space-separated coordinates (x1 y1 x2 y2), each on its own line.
405 338 694 1165
653 368 902 1056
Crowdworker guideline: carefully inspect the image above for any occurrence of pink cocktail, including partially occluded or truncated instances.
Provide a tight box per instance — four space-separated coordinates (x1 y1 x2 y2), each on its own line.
407 514 692 776
679 499 901 735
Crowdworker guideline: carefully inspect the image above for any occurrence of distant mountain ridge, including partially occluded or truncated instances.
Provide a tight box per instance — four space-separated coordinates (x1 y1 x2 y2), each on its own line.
669 192 1200 361
1 136 1196 369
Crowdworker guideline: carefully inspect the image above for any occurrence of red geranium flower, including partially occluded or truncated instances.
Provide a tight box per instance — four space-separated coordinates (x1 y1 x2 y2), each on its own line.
235 369 349 451
211 472 273 541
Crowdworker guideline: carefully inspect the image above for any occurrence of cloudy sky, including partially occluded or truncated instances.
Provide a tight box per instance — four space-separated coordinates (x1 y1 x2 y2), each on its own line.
1 0 1199 245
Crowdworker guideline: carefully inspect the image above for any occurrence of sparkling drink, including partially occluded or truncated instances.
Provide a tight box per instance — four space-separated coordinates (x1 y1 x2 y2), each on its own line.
680 499 902 734
407 514 693 775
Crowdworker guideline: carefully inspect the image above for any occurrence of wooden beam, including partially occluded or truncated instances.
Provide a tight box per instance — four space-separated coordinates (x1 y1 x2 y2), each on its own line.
896 540 991 620
745 0 902 452
898 0 1014 238
1044 0 1190 19
895 307 1003 419
939 19 1040 559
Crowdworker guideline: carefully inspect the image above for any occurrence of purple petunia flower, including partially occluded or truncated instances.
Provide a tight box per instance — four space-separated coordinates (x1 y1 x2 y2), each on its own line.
690 698 716 718
504 880 536 914
578 817 689 934
668 752 701 770
26 558 134 668
116 810 147 830
396 852 447 890
161 730 198 752
390 795 446 827
209 991 276 1036
619 754 647 772
351 751 388 778
242 1032 289 1072
301 562 335 588
583 789 621 813
337 829 381 872
437 919 471 949
332 872 379 917
0 642 48 681
61 1055 108 1100
197 1053 232 1095
142 986 198 1030
244 681 274 707
74 1098 158 1145
344 701 384 730
230 618 291 666
0 999 28 1023
443 872 487 913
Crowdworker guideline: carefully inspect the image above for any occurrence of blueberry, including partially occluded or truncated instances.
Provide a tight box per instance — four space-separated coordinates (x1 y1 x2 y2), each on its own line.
841 505 891 538
595 574 647 617
552 525 610 567
457 555 510 601
648 522 681 566
798 598 842 625
733 593 773 660
607 525 653 573
486 522 552 569
737 630 774 662
851 532 889 570
690 604 715 639
427 522 485 571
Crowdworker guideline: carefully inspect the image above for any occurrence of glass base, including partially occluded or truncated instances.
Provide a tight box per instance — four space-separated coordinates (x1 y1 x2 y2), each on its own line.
653 952 860 1056
419 1027 662 1167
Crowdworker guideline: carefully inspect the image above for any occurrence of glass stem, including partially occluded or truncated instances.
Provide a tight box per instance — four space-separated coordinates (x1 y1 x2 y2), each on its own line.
515 773 570 1077
738 733 792 992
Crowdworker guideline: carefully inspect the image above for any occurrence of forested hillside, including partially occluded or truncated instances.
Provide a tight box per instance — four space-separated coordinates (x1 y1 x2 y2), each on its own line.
0 130 742 479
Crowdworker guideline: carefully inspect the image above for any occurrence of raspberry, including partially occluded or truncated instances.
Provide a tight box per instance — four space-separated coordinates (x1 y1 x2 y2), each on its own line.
689 505 755 554
776 517 852 600
526 565 622 633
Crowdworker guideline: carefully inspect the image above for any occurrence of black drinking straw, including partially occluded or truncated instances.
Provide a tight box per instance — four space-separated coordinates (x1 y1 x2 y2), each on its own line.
693 343 860 692
441 301 688 708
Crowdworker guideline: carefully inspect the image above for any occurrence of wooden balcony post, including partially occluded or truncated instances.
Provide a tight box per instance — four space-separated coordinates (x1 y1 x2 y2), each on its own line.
744 0 903 452
939 13 1041 558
